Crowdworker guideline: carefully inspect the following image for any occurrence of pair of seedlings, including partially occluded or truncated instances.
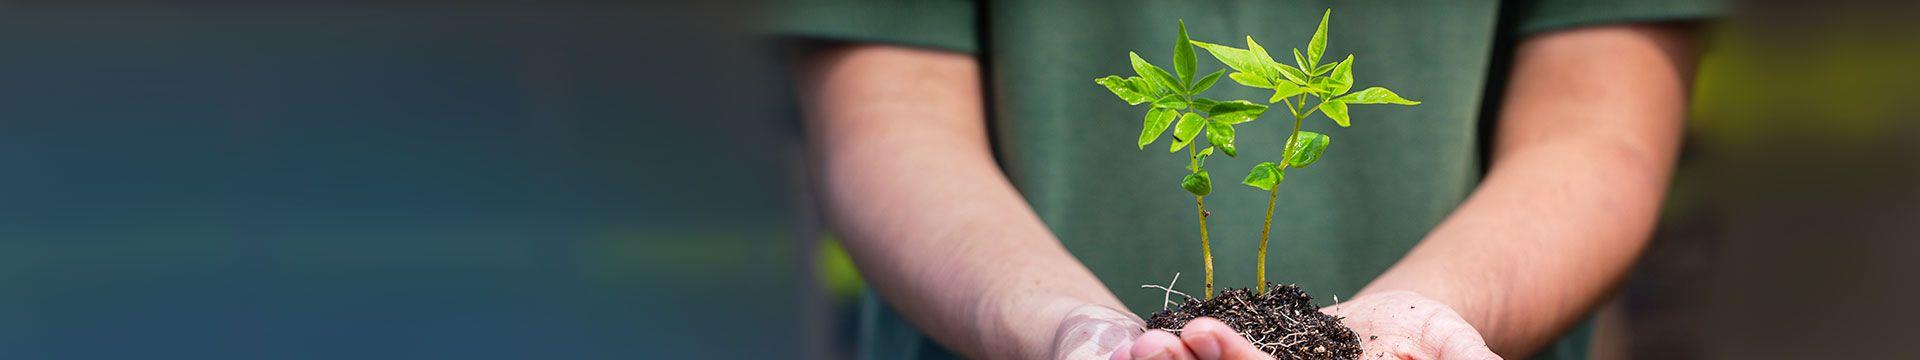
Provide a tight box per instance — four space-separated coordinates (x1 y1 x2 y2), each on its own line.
1094 10 1420 299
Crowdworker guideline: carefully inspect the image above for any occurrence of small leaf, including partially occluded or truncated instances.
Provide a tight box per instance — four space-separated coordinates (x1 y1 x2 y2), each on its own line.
1284 131 1331 167
1152 94 1188 109
1169 112 1206 152
1319 100 1351 127
1131 52 1183 94
1191 69 1225 94
1096 75 1150 105
1244 37 1283 82
1277 63 1310 86
1313 62 1337 75
1191 98 1221 113
1192 41 1268 82
1338 87 1421 105
1182 170 1213 196
1130 76 1164 96
1198 145 1216 158
1206 120 1236 157
1203 100 1267 124
1138 107 1177 148
1241 162 1284 191
1307 9 1331 69
1293 48 1309 70
1229 72 1272 87
1175 20 1197 86
1269 81 1306 103
1324 54 1354 95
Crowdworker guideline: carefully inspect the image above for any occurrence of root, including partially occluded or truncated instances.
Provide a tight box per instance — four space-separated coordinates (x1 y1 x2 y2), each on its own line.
1139 272 1193 310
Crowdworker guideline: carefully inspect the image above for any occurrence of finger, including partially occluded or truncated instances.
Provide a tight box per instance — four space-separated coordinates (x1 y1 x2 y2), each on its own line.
1177 317 1272 360
1441 343 1502 360
1122 330 1198 360
1436 332 1501 360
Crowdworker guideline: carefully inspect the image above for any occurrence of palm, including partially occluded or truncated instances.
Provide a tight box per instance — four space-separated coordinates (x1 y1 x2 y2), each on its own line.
1320 291 1501 360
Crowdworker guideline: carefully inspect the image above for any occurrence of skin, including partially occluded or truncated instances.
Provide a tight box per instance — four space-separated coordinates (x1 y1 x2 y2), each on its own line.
800 22 1695 360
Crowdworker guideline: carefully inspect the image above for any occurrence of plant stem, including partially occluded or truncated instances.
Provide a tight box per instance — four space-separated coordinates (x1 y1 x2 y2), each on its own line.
1257 185 1276 293
1196 194 1213 299
1257 94 1310 294
1177 95 1218 300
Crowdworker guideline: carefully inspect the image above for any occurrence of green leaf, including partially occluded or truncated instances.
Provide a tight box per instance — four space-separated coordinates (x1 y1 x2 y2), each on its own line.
1191 69 1225 94
1246 36 1281 77
1182 170 1213 196
1284 131 1330 167
1205 120 1237 157
1175 20 1197 86
1307 9 1330 69
1337 87 1421 105
1276 63 1310 86
1203 100 1267 124
1191 41 1269 83
1188 146 1215 172
1323 54 1354 95
1152 94 1188 109
1131 52 1183 94
1229 72 1272 88
1319 100 1351 127
1293 48 1309 70
1169 112 1206 152
1268 81 1306 103
1096 75 1151 105
1191 98 1220 113
1138 107 1177 148
1130 76 1164 97
1241 162 1284 191
1313 62 1337 75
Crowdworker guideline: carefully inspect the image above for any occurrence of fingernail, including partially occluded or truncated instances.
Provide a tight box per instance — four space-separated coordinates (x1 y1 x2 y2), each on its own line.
1136 348 1170 360
1186 331 1222 358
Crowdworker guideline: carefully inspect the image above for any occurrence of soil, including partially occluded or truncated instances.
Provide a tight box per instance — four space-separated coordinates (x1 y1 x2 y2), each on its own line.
1144 283 1361 360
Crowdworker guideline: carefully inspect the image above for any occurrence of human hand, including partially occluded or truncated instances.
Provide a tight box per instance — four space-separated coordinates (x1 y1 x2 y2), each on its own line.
1320 291 1501 360
1051 304 1148 359
1113 316 1273 360
1109 291 1501 360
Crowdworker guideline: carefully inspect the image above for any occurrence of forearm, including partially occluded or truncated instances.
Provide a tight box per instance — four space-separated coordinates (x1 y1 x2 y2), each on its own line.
799 44 1127 359
1358 24 1695 356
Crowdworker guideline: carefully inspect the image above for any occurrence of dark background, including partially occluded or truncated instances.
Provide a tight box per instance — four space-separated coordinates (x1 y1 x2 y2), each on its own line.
0 1 802 358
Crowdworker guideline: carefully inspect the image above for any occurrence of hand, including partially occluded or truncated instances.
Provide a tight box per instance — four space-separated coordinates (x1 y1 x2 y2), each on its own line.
1051 304 1147 359
1114 317 1272 360
1321 291 1501 360
1111 291 1502 360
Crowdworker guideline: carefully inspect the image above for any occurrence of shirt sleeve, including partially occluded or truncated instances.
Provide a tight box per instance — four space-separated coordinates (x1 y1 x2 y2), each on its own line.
1507 0 1723 35
769 0 980 54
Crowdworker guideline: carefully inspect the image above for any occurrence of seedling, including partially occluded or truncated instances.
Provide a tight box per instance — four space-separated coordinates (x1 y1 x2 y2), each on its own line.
1194 9 1420 293
1095 9 1420 359
1095 20 1271 299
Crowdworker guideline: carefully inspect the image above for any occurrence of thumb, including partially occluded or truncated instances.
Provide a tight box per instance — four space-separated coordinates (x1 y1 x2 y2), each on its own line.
1177 317 1273 360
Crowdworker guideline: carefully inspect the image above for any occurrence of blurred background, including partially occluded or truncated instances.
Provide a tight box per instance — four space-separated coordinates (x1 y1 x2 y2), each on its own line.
0 1 1916 359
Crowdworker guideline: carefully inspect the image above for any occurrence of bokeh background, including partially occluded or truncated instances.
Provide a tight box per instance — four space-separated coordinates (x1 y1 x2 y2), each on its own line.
0 1 1916 359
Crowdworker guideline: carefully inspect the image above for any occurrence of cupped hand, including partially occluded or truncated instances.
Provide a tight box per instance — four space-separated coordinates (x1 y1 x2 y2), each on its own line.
1109 291 1502 360
1321 291 1502 360
1050 304 1148 359
1113 317 1273 360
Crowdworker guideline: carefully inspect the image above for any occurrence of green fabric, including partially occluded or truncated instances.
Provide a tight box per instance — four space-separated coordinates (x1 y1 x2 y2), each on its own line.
777 0 1716 359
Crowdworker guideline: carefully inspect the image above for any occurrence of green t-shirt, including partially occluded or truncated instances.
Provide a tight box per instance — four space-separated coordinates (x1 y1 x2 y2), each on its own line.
777 1 1715 359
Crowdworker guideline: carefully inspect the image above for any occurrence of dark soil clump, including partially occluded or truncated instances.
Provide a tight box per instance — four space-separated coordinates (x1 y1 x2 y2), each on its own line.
1144 284 1360 360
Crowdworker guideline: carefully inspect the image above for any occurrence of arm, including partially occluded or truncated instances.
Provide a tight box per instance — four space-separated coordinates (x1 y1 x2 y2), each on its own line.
797 44 1140 359
1355 23 1698 357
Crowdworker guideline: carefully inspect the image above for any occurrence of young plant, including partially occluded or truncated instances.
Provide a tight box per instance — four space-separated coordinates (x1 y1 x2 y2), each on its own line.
1192 9 1421 293
1094 20 1270 299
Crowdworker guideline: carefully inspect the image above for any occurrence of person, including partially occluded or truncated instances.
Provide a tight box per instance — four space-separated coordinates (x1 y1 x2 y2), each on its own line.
784 1 1712 358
